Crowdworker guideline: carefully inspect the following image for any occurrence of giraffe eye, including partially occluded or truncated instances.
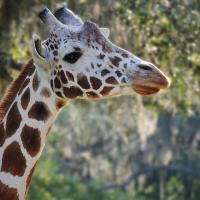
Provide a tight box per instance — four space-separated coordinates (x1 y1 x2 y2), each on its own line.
63 52 82 64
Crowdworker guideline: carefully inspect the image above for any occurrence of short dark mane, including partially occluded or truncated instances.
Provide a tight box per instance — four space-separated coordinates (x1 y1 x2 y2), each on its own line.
0 59 34 121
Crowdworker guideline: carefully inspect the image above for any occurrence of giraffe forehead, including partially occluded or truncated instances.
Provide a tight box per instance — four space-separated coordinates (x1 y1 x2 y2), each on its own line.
47 22 112 52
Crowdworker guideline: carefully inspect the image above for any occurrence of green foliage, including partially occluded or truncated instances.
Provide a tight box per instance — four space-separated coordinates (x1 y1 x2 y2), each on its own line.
28 153 200 200
114 0 200 115
27 154 135 200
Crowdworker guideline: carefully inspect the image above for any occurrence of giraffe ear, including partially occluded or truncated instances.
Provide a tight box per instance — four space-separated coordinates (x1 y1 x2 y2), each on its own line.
100 28 110 38
32 33 50 69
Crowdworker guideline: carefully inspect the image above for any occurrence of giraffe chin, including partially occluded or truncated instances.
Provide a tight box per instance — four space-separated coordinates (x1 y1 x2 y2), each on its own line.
133 86 160 96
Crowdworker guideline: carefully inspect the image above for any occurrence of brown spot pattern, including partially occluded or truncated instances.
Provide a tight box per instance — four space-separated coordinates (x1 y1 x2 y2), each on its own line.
1 142 26 176
50 79 54 89
0 123 5 147
91 63 95 69
60 70 68 84
116 71 122 77
55 91 63 98
122 77 127 83
41 87 51 98
106 77 118 85
90 77 102 90
56 99 66 109
97 54 105 60
66 71 74 81
101 69 110 76
53 51 58 56
29 63 36 76
77 73 90 89
21 88 30 110
86 92 99 98
109 56 122 67
32 72 40 91
21 125 41 157
28 101 51 122
63 86 83 99
54 77 61 89
102 43 112 53
121 53 129 58
0 181 19 200
6 102 22 138
18 79 30 95
123 63 128 69
100 86 114 96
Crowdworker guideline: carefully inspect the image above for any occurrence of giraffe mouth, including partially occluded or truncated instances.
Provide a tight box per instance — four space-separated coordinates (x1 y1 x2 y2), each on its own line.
132 85 160 96
131 67 171 96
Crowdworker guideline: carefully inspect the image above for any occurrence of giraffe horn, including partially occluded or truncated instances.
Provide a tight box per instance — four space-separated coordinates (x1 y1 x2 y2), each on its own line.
54 5 83 26
55 5 110 38
38 7 62 29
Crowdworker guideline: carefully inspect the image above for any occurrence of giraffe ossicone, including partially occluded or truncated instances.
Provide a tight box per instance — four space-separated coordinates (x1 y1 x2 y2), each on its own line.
0 6 170 200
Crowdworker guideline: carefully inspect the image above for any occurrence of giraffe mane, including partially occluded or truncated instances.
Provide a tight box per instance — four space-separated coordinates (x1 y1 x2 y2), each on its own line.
0 59 34 121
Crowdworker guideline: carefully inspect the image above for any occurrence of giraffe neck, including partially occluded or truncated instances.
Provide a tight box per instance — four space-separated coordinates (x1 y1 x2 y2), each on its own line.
0 60 65 200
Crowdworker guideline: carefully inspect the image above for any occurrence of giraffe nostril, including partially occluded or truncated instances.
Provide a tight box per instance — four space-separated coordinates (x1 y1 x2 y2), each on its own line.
138 64 152 71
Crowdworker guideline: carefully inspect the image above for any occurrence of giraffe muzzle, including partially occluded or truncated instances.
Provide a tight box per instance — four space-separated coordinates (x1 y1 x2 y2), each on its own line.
132 64 171 96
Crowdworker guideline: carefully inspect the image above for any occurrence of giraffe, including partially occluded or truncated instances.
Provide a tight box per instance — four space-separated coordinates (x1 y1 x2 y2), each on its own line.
0 6 170 200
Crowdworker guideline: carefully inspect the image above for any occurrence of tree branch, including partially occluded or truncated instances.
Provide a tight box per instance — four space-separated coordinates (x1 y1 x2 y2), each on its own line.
88 163 200 192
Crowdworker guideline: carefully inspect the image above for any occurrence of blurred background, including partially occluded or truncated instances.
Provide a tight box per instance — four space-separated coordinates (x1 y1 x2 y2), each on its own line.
0 0 200 199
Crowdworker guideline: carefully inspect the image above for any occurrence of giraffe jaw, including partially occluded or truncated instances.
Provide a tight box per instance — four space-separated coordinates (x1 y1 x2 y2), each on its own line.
132 85 160 96
131 75 171 96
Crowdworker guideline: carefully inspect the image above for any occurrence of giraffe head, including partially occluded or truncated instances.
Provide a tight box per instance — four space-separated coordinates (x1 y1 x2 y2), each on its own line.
32 7 170 100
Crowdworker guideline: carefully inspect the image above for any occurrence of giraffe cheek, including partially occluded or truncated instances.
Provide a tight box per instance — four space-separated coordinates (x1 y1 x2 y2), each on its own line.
63 86 83 99
86 91 99 99
60 70 68 84
100 86 114 96
54 77 62 89
105 77 118 85
109 56 122 67
66 71 74 82
77 73 90 89
90 77 102 90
